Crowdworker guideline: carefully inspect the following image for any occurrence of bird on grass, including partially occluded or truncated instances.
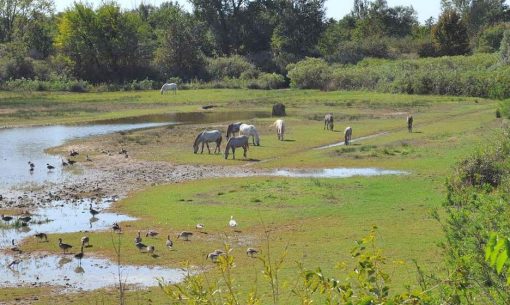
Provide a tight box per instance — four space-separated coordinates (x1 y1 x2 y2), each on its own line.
67 159 76 165
147 245 155 255
246 248 258 257
196 223 205 231
177 231 193 241
89 204 99 217
135 231 142 244
58 238 73 254
35 232 48 242
229 216 237 228
166 235 173 249
146 230 159 237
112 222 122 233
81 236 89 247
135 242 147 252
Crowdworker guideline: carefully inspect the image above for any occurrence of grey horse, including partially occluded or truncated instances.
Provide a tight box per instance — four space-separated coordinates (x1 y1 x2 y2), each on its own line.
324 113 334 131
344 126 352 145
193 130 222 154
224 136 249 159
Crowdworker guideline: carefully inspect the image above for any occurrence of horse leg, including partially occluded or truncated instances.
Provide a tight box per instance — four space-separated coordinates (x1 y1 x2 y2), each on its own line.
243 146 247 158
206 142 211 154
232 147 236 160
201 143 205 154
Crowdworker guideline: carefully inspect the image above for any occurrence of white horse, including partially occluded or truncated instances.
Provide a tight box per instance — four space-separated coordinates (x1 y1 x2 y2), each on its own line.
193 130 222 154
160 83 177 95
224 136 249 160
272 119 285 141
239 124 260 146
344 126 352 145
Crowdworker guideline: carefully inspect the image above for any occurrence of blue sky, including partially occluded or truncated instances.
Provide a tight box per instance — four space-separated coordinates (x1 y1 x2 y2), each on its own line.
54 0 442 23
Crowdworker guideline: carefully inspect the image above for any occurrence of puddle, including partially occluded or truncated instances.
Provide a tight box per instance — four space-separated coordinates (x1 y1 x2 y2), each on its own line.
0 198 135 249
0 123 172 190
0 253 184 291
269 167 406 178
316 132 390 150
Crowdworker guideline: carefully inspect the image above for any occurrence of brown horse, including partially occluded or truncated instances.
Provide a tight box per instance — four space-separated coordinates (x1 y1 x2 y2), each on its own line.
406 116 413 133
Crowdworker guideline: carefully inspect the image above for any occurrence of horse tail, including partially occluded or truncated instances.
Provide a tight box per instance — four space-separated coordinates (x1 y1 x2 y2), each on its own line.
217 133 223 146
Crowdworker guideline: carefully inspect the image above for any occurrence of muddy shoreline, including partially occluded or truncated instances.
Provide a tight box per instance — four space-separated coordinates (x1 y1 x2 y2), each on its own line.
0 152 261 210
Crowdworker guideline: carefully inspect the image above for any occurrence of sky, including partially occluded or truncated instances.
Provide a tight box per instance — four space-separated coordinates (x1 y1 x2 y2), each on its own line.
54 0 442 23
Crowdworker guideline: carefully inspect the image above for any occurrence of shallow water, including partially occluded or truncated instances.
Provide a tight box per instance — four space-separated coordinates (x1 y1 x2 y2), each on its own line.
270 167 406 178
0 253 184 291
0 123 171 190
0 198 135 249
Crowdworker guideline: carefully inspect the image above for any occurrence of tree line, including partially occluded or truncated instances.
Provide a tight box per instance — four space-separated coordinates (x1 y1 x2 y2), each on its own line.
0 0 509 88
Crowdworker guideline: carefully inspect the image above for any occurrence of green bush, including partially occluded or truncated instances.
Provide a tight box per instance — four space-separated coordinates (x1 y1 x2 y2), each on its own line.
477 23 510 53
247 73 286 90
287 53 510 99
206 55 255 80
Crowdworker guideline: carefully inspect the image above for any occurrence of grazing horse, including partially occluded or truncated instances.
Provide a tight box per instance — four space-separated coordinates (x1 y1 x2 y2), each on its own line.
324 113 334 131
239 124 260 146
344 127 352 145
193 130 222 154
160 83 177 95
272 119 285 141
406 116 413 133
224 136 249 160
226 122 243 139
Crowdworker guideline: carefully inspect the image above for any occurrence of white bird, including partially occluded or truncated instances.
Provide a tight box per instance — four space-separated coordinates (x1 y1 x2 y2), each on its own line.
196 223 205 230
229 216 237 228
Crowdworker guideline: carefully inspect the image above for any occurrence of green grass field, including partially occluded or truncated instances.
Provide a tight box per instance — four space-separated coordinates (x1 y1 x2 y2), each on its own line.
0 89 499 304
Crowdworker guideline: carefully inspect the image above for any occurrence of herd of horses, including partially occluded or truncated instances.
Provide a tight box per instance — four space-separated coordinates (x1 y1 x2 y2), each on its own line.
192 113 414 160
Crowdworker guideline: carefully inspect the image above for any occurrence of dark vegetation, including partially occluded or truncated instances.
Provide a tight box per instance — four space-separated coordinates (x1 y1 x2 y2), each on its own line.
1 0 510 98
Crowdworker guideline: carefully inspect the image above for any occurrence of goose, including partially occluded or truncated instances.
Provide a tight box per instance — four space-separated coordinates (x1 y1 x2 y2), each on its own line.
135 242 147 252
166 235 173 249
67 159 76 165
18 216 31 223
1 214 13 223
61 159 69 167
196 223 205 230
81 236 89 247
246 248 258 257
177 231 193 241
10 239 20 252
58 238 73 254
89 204 99 217
134 231 142 243
28 161 35 169
207 252 221 262
46 163 55 170
69 150 79 157
229 216 237 228
74 245 84 262
34 232 48 242
7 259 21 269
146 230 159 237
147 245 155 255
119 148 127 154
112 222 122 233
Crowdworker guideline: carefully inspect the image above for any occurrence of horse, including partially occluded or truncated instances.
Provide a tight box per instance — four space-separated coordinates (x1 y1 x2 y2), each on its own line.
226 122 243 139
224 136 249 160
324 113 334 131
193 130 222 154
272 119 285 141
406 115 413 133
344 126 352 145
240 124 260 146
160 83 177 95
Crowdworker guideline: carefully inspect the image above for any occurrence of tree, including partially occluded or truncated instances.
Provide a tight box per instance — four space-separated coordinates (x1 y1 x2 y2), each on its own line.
153 5 208 81
432 9 470 56
0 0 53 42
441 0 509 35
55 3 153 82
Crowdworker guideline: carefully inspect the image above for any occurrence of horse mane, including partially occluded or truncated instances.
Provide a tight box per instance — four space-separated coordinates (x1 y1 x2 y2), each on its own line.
193 130 204 147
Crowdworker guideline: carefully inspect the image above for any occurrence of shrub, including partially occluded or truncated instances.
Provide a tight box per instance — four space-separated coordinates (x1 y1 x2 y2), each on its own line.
247 73 286 90
206 55 255 80
477 23 510 53
286 57 331 89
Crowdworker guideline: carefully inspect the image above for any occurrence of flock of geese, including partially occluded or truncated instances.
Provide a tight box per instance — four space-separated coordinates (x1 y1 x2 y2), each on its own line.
27 149 96 173
4 202 258 270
